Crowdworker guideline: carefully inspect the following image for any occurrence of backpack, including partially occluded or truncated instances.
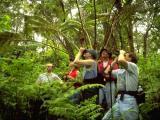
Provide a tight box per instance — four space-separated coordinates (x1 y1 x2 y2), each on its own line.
136 85 145 104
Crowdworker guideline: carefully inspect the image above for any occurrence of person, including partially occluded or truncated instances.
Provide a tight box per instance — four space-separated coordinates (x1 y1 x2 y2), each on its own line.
63 62 81 104
102 50 139 120
97 49 118 109
64 61 82 89
63 62 79 81
73 47 98 101
36 63 63 85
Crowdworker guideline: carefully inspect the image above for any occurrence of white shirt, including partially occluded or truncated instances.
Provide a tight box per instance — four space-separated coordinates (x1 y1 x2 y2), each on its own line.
37 72 62 84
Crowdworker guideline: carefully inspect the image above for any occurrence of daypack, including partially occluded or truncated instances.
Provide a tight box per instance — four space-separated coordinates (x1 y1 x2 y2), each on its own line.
136 85 145 104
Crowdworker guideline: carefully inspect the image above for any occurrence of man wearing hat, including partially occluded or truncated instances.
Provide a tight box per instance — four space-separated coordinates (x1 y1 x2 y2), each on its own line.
36 63 62 84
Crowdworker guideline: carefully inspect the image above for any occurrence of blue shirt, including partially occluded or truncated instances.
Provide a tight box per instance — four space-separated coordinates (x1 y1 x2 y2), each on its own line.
83 61 97 80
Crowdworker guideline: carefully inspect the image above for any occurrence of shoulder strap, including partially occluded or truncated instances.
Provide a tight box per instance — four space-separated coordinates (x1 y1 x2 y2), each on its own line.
125 72 127 91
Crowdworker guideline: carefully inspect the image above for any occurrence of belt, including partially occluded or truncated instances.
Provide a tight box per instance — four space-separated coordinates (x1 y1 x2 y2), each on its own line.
118 91 137 101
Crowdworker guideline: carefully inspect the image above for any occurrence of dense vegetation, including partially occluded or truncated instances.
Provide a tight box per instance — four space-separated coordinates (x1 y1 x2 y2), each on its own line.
0 0 160 120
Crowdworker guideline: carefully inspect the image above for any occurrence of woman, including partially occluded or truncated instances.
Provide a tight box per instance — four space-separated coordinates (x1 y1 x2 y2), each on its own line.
63 62 79 81
97 49 118 109
64 62 81 103
74 47 98 101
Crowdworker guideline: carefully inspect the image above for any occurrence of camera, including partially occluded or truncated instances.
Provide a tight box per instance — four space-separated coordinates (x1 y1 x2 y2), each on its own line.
113 50 120 56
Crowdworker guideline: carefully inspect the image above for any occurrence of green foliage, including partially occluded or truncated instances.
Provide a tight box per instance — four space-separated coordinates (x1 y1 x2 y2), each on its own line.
75 99 102 120
138 53 160 119
0 32 22 55
0 55 103 119
0 57 42 110
0 15 11 32
43 84 102 120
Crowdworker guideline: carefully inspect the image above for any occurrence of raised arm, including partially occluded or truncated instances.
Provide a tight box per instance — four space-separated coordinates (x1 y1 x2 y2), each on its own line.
73 47 95 66
104 57 118 74
74 47 84 63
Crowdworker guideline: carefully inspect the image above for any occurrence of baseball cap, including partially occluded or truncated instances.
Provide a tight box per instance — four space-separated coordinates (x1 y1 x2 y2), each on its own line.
85 49 97 59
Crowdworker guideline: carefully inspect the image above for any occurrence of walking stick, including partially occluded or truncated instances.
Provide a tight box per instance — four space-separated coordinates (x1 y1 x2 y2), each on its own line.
109 65 114 120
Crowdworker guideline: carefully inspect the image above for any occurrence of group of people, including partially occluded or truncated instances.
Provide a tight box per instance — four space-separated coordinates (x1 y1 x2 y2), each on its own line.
36 47 139 120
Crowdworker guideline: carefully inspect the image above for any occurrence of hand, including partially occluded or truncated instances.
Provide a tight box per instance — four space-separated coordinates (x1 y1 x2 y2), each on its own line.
63 75 68 81
97 59 102 63
104 73 109 78
69 62 74 67
120 50 126 55
79 47 86 53
103 73 110 81
113 57 118 63
63 75 67 79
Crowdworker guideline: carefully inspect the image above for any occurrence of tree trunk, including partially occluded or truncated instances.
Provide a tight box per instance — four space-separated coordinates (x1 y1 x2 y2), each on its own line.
127 17 134 52
111 34 117 51
143 26 151 58
75 0 92 48
118 23 125 50
65 40 75 60
103 23 112 49
56 35 75 60
93 0 97 49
